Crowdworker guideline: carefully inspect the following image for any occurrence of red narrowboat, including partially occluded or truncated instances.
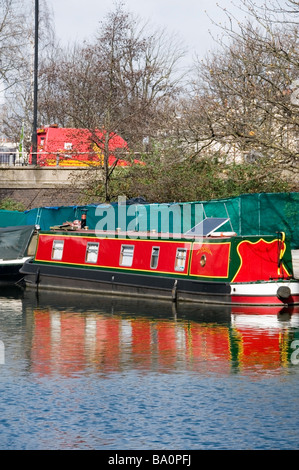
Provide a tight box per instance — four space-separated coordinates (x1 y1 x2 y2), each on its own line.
20 218 299 307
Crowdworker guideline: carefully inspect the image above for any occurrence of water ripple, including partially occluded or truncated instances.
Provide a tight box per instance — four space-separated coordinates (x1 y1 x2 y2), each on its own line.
0 290 298 449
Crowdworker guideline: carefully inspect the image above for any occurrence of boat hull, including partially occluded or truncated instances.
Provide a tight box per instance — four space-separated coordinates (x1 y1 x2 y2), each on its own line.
231 280 299 306
21 259 231 303
20 259 299 306
0 225 36 285
0 257 31 285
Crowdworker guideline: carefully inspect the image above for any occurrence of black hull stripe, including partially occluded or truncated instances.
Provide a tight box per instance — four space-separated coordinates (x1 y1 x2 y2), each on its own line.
21 260 232 304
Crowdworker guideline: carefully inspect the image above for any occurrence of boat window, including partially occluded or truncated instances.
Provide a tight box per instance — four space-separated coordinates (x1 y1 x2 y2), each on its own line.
174 248 187 271
120 245 134 267
150 247 160 269
85 242 99 263
52 240 64 260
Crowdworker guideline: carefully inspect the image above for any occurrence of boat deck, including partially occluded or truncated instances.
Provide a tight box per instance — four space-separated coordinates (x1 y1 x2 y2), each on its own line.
292 250 299 279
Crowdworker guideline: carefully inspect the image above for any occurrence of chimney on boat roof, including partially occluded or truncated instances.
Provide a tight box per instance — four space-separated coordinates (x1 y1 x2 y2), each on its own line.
81 209 88 229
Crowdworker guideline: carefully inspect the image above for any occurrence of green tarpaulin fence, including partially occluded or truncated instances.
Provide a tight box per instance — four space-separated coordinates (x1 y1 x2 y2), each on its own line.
0 192 298 249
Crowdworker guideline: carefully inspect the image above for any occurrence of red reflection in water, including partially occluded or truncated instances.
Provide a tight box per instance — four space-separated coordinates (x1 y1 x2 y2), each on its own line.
185 324 231 374
30 307 299 377
131 320 152 368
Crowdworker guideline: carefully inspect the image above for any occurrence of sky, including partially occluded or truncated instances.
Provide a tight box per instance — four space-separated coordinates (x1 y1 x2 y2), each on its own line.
47 0 253 65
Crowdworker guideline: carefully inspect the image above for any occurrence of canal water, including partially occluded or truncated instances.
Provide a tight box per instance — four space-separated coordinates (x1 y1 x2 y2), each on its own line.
0 286 299 450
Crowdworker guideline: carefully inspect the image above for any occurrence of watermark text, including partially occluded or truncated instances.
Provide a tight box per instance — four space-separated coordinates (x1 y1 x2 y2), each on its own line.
94 196 205 240
291 340 299 365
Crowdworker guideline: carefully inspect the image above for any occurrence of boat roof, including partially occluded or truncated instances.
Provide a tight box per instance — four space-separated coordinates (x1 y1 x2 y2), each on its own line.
48 217 234 241
0 225 36 260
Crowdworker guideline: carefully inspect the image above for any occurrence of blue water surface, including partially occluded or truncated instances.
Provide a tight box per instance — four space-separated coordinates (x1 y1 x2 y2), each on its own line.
0 288 298 450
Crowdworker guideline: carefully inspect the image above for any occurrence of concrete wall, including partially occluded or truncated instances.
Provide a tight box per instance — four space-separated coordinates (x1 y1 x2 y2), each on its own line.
0 166 98 209
0 166 93 189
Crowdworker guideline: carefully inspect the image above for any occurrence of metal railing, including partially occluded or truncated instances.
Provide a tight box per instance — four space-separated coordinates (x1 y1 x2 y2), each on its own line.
0 152 26 166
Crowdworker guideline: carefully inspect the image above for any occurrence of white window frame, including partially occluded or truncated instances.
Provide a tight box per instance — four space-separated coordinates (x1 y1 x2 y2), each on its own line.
174 248 187 271
119 245 134 267
52 240 64 260
150 246 160 269
85 242 99 264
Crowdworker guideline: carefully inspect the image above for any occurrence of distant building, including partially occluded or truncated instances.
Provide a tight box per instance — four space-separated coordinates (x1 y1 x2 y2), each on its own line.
0 139 18 166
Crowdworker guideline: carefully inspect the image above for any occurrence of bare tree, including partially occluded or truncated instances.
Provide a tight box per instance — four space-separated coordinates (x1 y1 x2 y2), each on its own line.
0 0 55 146
38 3 186 200
177 1 299 180
0 0 26 89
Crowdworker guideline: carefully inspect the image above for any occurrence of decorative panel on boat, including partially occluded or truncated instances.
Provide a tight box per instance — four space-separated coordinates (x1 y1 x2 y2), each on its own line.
189 242 231 278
